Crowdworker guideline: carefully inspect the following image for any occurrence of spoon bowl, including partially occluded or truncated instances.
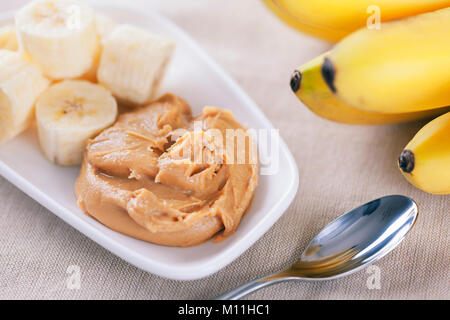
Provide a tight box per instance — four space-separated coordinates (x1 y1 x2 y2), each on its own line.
214 195 418 299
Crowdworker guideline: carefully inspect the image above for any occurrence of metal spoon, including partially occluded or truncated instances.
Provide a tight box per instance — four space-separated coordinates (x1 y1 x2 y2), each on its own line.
215 195 418 300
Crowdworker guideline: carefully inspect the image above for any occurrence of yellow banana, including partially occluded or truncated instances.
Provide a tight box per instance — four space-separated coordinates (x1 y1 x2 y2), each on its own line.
262 0 345 42
398 112 450 194
323 8 450 114
290 53 450 125
262 0 450 42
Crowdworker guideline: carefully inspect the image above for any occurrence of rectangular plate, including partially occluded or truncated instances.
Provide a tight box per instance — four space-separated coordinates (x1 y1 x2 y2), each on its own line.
0 1 299 280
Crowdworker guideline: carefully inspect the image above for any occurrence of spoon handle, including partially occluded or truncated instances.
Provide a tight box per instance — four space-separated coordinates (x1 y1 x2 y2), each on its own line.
213 275 292 300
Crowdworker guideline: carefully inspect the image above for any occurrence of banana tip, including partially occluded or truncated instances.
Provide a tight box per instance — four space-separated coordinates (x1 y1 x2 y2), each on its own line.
290 70 301 93
399 150 415 173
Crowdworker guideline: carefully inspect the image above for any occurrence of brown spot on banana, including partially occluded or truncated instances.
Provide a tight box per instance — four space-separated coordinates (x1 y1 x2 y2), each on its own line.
321 57 336 93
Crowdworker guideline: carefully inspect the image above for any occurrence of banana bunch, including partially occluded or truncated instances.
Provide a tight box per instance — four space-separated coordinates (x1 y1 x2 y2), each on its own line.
0 0 175 166
290 7 450 194
263 0 450 42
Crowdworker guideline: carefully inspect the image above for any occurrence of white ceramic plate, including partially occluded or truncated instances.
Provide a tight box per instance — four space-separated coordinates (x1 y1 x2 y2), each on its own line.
0 1 299 280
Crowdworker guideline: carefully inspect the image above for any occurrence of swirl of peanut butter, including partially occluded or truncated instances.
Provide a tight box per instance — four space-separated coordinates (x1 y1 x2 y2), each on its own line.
75 94 258 247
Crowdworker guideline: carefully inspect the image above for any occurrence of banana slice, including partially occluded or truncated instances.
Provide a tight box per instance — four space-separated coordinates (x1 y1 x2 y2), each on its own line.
35 80 118 166
15 0 100 80
0 50 49 143
0 25 19 51
97 24 175 106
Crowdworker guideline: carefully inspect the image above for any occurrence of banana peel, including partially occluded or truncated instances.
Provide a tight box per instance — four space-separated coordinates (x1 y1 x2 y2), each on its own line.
291 53 450 125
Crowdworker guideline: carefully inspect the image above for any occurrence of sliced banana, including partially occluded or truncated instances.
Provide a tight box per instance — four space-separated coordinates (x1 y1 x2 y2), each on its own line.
15 0 100 80
97 24 175 106
0 50 49 143
0 25 19 51
35 80 118 166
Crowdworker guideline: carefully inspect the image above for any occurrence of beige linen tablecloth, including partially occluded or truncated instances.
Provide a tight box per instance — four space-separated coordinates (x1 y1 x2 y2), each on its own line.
0 0 448 300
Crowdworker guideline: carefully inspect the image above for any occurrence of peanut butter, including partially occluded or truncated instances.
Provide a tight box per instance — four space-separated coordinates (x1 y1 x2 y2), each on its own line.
75 93 258 247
